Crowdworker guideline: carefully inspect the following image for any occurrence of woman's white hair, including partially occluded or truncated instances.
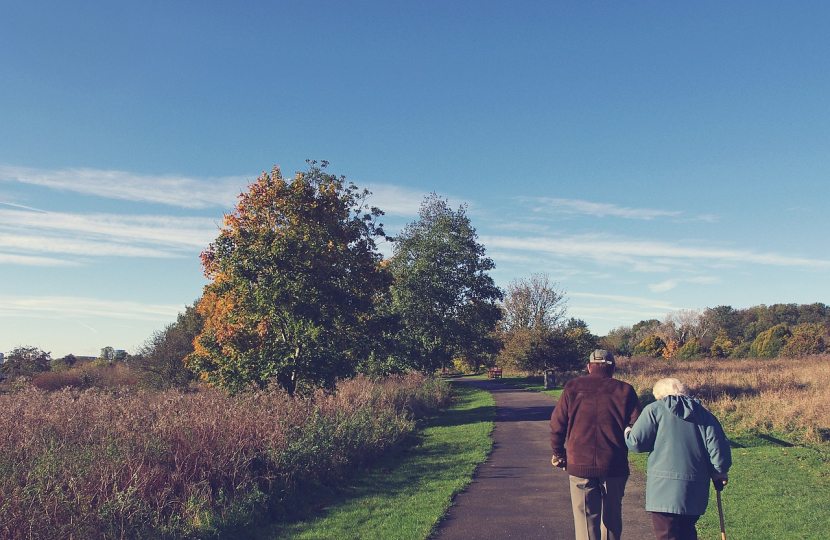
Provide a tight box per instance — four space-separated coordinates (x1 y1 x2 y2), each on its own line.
652 378 688 400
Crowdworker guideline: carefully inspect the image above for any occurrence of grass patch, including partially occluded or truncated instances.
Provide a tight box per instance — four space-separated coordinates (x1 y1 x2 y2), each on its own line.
630 441 830 540
256 381 495 540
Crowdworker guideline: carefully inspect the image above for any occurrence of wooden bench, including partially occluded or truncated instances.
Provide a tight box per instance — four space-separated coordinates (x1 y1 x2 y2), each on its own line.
487 367 502 379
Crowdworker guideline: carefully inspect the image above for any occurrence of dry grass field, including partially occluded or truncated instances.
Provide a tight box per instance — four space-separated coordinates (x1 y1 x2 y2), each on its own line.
615 354 830 445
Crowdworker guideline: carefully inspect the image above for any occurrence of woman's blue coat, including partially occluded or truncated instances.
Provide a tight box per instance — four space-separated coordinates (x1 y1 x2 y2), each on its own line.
625 395 732 515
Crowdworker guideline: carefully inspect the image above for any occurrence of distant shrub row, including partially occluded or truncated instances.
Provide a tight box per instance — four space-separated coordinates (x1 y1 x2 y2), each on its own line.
0 373 450 540
601 303 830 360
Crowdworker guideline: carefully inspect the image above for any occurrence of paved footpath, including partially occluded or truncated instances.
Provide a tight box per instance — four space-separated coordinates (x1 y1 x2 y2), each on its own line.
433 379 654 540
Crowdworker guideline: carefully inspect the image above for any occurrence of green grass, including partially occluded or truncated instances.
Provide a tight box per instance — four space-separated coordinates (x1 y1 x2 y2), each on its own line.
252 382 495 540
631 440 830 539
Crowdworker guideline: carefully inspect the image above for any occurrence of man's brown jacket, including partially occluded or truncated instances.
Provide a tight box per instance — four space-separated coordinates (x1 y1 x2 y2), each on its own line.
549 372 642 478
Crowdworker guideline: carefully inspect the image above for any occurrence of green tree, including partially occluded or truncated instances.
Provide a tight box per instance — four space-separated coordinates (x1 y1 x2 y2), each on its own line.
50 354 77 372
389 193 502 372
796 303 830 325
134 302 203 389
98 346 115 362
749 324 791 358
599 326 634 357
0 346 51 377
547 318 599 372
187 161 390 394
709 329 737 358
676 338 705 360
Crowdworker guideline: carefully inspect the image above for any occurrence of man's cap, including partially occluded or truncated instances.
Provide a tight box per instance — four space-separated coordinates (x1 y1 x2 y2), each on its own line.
588 349 615 365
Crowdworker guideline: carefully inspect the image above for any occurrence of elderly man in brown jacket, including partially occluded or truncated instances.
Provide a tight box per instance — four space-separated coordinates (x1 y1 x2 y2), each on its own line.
550 349 642 540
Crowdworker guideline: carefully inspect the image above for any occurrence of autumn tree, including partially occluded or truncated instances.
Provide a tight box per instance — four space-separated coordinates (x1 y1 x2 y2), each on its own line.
779 323 828 357
389 194 502 372
187 161 390 394
498 274 584 372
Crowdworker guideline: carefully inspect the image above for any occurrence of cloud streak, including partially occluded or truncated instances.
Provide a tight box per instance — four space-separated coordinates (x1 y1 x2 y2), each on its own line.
0 165 248 209
0 296 184 321
0 208 219 263
648 276 721 293
0 209 218 249
482 234 830 271
518 197 717 223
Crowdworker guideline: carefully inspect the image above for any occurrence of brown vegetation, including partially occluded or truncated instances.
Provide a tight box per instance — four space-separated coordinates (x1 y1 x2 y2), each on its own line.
615 354 830 444
0 373 450 540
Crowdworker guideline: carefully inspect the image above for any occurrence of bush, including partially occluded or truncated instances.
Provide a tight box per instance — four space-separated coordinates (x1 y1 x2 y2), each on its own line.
676 339 705 360
31 371 84 391
780 323 828 357
749 324 791 358
0 373 449 539
633 334 666 358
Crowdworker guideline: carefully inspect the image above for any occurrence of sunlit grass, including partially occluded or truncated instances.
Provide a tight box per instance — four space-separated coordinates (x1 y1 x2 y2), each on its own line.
260 382 495 540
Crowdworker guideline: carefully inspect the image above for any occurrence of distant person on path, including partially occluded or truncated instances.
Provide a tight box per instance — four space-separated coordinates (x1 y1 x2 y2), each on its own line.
549 349 642 540
624 378 732 540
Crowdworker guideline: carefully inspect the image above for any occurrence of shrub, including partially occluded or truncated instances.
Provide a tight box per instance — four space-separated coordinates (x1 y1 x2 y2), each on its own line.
749 324 791 358
0 373 449 539
709 329 736 358
780 323 828 357
31 371 84 391
633 334 666 358
676 339 705 360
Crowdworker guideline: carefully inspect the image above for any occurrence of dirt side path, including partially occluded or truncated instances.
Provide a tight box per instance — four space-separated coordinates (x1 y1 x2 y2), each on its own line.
433 378 653 540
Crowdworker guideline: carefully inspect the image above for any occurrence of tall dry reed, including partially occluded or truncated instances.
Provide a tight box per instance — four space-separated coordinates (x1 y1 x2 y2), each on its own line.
0 373 450 540
615 354 830 444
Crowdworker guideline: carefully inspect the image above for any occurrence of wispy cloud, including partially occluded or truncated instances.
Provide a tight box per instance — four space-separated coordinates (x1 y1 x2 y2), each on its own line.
648 276 721 293
0 253 81 267
0 234 183 259
0 296 184 321
0 209 217 249
524 197 682 220
482 234 830 271
364 184 426 217
567 291 685 328
0 165 248 209
517 197 718 223
0 207 218 264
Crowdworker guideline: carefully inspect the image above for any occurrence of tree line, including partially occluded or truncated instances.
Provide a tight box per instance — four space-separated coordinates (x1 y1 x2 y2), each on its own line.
600 303 830 360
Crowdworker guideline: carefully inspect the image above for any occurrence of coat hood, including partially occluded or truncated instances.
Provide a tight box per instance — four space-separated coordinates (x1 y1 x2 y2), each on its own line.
661 394 703 421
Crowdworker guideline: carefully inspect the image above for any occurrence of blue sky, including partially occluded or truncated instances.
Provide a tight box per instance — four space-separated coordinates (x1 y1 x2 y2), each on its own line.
2 1 829 358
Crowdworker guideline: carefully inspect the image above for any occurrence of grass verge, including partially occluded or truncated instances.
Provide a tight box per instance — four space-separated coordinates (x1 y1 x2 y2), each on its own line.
256 381 495 540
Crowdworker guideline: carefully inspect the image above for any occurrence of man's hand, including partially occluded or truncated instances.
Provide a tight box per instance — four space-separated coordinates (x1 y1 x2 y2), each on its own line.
551 455 566 469
712 472 728 491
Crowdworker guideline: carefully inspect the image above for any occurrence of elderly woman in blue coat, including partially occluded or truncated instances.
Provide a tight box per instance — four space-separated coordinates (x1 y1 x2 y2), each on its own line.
624 378 732 540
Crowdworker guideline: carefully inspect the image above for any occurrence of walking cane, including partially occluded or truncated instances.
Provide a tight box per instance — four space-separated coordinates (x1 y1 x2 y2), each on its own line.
714 480 726 540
